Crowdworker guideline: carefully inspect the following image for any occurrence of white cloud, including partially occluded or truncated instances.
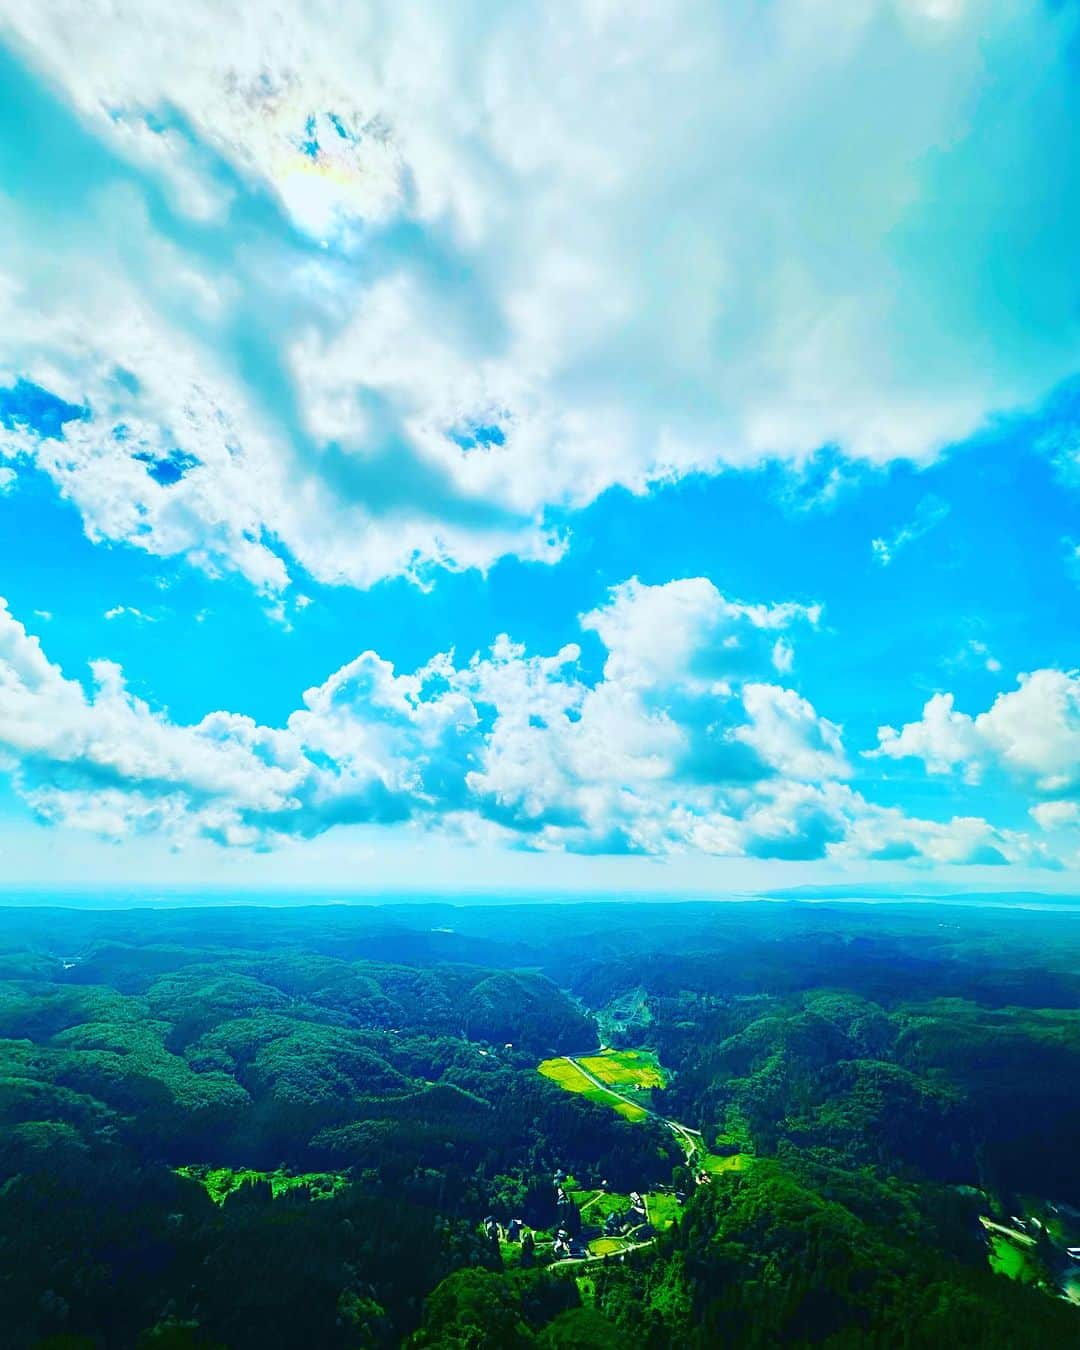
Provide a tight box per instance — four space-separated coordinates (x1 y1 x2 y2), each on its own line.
579 577 819 690
736 684 848 783
965 639 1002 674
871 669 1080 793
772 638 795 675
0 578 1053 869
1 2 1079 590
104 605 155 623
871 691 984 781
0 466 15 494
839 802 1048 869
0 601 305 842
943 637 1003 675
1031 800 1079 831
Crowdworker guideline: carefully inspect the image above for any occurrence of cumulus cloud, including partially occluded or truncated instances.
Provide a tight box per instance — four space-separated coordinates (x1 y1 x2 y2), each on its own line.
579 577 819 690
871 669 1080 793
1031 800 1079 832
0 602 305 846
736 684 848 783
838 803 1049 869
0 579 1053 868
1 2 1080 591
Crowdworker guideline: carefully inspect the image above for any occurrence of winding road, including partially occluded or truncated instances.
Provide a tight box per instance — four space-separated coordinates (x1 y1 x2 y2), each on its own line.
564 1054 704 1162
536 1053 714 1268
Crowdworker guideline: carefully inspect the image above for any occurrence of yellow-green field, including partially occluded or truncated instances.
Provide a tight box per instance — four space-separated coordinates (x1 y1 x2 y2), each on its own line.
176 1164 348 1206
700 1151 751 1175
537 1057 648 1121
538 1057 598 1092
576 1048 667 1090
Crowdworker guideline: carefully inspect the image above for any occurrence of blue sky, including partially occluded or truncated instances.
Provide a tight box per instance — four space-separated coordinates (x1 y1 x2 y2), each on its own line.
0 2 1077 892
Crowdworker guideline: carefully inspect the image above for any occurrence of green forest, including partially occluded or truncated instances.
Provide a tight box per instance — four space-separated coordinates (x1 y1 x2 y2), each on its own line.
2 899 1080 1347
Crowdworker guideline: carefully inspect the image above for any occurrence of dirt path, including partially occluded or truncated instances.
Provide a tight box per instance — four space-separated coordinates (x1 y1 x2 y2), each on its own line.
576 1189 604 1215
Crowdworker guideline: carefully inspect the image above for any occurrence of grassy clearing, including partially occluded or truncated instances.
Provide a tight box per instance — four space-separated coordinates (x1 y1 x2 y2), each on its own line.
644 1192 682 1229
538 1057 648 1121
577 1048 667 1091
700 1152 751 1176
988 1235 1039 1283
571 1188 681 1233
176 1164 348 1206
571 1189 631 1223
978 1215 1053 1291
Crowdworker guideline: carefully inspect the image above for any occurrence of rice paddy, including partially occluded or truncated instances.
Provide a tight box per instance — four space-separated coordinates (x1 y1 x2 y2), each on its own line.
576 1048 667 1091
537 1056 649 1121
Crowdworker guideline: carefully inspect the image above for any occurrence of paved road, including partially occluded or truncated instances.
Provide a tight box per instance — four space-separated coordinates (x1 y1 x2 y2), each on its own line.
552 1237 656 1268
565 1055 703 1161
980 1216 1036 1247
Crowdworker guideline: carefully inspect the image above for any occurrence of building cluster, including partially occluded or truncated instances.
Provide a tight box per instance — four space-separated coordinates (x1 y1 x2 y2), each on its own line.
481 1163 683 1264
484 1214 528 1244
601 1190 650 1240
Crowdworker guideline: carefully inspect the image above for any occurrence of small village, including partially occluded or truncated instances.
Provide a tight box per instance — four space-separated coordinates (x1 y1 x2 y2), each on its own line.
476 1047 738 1266
482 1163 709 1267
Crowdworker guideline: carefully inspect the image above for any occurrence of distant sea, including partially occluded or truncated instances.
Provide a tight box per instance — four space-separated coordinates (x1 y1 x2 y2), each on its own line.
0 886 1078 911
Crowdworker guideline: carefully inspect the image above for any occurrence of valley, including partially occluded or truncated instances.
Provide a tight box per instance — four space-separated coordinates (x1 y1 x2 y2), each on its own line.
3 899 1080 1346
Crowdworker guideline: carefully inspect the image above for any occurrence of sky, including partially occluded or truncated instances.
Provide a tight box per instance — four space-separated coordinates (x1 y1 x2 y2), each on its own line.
0 0 1078 895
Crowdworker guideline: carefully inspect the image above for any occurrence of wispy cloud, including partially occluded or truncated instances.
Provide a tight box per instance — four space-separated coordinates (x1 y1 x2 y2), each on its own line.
871 496 950 567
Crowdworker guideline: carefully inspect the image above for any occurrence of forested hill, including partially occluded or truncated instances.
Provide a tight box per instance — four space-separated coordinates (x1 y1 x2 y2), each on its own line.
2 900 1080 1346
